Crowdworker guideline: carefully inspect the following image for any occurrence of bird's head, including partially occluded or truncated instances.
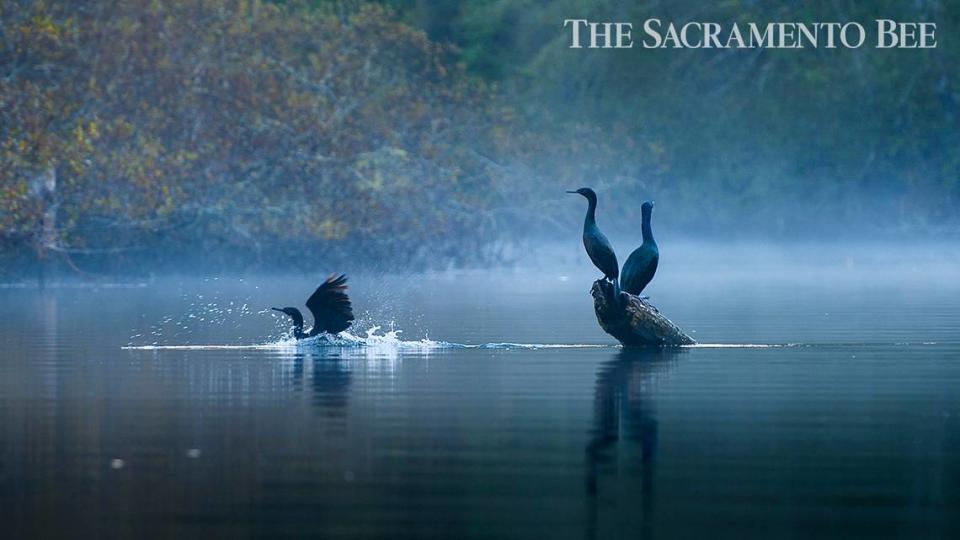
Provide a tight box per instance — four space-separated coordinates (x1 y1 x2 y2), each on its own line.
566 187 597 202
642 200 655 213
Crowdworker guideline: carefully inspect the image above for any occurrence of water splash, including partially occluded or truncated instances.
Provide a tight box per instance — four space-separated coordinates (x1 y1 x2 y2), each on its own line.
130 293 260 346
297 326 468 352
122 325 613 354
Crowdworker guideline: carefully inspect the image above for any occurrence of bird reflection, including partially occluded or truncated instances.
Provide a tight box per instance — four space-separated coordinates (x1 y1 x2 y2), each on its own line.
289 351 352 418
585 348 682 540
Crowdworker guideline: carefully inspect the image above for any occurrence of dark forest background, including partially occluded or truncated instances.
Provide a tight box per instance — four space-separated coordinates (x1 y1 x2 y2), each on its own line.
1 0 957 278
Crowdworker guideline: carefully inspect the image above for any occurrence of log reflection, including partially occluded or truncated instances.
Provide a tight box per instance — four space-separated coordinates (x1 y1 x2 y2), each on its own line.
585 348 683 539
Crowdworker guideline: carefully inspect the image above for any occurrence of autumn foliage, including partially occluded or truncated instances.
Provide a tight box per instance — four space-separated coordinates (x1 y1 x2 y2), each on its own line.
1 0 511 275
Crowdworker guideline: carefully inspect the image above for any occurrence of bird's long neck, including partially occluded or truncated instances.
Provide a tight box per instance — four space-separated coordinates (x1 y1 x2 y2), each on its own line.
641 210 654 243
584 196 598 225
289 309 306 339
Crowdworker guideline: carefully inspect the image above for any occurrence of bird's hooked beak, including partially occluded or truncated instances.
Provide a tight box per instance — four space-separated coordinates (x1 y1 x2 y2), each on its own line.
566 190 578 194
270 307 283 313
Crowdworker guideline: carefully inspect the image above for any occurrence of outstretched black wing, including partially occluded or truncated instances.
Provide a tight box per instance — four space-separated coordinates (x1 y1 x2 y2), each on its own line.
305 273 355 335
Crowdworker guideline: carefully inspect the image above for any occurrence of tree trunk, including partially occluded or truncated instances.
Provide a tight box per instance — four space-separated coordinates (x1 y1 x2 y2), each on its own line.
35 164 58 288
590 280 695 347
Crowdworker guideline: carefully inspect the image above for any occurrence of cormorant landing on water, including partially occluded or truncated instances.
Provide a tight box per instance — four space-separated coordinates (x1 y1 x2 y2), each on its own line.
272 274 355 339
621 201 659 296
568 187 619 283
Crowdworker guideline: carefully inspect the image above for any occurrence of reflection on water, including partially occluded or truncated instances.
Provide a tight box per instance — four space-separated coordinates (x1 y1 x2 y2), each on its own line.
2 271 960 538
585 348 681 539
290 352 353 416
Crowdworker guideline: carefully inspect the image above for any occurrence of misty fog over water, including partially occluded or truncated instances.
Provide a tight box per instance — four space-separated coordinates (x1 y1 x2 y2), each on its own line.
3 256 959 538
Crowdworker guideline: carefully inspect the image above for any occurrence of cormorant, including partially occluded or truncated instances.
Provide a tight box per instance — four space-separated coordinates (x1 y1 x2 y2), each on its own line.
568 187 619 283
620 201 658 296
272 273 355 339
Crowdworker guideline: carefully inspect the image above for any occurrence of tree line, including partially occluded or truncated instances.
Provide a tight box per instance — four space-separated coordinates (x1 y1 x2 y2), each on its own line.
2 0 957 279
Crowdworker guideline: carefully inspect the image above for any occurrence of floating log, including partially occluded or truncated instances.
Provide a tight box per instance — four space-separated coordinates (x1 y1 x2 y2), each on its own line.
590 280 695 347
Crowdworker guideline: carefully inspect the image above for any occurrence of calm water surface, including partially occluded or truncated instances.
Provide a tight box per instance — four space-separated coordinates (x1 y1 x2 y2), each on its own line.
1 266 959 538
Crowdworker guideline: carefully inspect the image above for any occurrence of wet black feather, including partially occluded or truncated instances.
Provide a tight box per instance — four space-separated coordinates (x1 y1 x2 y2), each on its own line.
305 273 355 336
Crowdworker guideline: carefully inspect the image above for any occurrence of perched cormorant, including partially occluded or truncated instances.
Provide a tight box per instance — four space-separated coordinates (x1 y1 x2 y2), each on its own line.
568 187 619 283
620 201 659 296
272 274 355 339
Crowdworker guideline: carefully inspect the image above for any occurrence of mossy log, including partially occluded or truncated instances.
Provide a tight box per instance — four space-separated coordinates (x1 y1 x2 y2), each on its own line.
591 280 695 347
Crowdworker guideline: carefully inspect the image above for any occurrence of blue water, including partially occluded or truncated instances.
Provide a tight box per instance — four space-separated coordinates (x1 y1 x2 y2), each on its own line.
1 267 958 538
